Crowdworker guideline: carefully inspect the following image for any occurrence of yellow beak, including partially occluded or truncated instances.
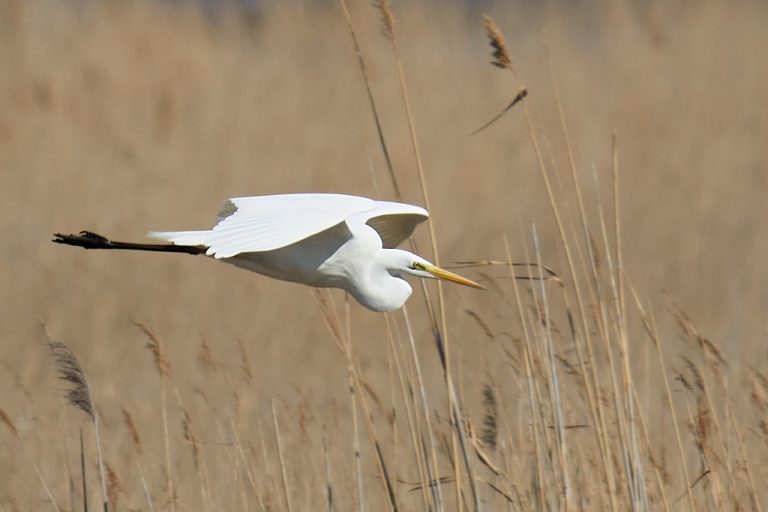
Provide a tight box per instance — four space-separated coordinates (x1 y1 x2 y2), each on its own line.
423 263 485 290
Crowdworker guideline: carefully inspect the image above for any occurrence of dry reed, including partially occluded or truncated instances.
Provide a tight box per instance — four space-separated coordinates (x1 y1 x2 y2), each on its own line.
2 1 766 510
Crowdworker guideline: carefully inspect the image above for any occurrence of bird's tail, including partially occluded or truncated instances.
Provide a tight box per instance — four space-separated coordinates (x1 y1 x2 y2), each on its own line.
147 229 210 246
53 231 206 255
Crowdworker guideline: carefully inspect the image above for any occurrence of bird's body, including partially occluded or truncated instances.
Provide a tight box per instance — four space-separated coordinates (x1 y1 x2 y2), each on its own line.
54 193 482 312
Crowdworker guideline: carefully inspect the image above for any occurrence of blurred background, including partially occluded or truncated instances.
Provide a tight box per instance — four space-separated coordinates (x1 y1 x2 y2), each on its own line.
0 0 766 509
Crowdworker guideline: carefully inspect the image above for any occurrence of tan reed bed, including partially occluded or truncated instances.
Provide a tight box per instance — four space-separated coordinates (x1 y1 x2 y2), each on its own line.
1 1 766 510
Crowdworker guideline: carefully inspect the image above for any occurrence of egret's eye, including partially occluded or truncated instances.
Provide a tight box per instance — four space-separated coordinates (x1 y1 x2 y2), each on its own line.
411 262 423 271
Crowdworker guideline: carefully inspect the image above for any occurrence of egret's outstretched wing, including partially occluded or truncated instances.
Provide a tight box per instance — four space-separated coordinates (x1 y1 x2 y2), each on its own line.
153 194 377 258
149 194 429 258
364 200 428 248
206 194 380 258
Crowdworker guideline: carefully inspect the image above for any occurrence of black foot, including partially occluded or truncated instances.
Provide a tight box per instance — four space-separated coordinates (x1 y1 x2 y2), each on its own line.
53 231 113 249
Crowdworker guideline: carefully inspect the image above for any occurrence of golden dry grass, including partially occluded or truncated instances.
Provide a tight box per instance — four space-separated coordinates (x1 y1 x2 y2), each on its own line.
1 0 767 510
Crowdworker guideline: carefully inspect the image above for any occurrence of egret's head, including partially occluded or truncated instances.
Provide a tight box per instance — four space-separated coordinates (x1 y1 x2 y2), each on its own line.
392 252 484 290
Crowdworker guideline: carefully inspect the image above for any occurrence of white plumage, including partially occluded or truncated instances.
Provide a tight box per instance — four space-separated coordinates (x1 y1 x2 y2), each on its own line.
57 194 483 312
150 194 427 258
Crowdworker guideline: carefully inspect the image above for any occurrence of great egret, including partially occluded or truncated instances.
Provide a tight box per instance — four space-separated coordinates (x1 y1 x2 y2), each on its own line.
53 193 483 312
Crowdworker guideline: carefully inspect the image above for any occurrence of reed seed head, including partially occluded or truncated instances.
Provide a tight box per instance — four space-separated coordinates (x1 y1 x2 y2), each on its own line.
122 407 143 456
373 0 396 41
465 309 494 340
0 408 18 439
106 462 123 511
198 337 217 371
482 15 512 71
238 339 253 384
47 340 95 419
181 408 200 469
750 378 768 412
135 322 172 378
481 384 498 451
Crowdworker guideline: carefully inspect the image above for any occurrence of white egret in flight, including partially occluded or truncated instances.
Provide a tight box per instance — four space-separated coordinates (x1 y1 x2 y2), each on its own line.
54 193 483 312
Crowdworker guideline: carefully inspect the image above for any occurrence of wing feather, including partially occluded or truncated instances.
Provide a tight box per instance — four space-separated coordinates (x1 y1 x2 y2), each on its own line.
207 194 375 258
150 194 429 258
363 201 428 248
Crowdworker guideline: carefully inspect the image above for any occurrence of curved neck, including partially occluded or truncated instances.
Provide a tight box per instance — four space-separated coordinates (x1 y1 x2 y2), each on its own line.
348 250 413 312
